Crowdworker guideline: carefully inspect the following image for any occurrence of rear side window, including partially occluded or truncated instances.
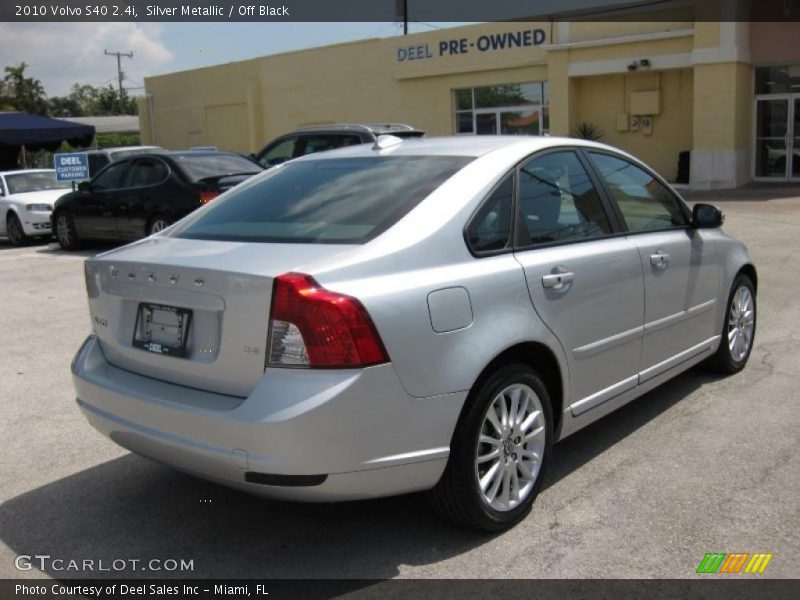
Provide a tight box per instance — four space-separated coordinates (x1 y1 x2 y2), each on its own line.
174 156 471 244
299 135 363 155
466 173 513 253
588 152 688 232
517 151 612 246
127 158 169 187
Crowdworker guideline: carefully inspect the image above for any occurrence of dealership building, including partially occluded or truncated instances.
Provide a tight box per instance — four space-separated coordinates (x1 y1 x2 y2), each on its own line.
140 2 800 189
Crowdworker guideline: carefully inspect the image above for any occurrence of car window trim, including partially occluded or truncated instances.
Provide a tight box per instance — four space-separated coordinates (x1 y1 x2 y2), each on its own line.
580 147 693 236
512 146 623 252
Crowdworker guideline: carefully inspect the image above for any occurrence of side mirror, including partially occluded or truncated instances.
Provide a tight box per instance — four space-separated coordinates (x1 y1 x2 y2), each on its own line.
692 203 724 228
78 181 91 192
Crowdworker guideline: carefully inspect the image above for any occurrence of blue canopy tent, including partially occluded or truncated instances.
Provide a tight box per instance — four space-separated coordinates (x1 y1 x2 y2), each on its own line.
0 112 95 168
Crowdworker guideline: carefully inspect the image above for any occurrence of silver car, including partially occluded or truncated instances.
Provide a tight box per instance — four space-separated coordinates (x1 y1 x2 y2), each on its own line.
72 136 757 531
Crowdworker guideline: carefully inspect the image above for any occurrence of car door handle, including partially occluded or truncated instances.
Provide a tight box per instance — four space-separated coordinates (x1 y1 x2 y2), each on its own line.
650 252 670 269
542 271 575 289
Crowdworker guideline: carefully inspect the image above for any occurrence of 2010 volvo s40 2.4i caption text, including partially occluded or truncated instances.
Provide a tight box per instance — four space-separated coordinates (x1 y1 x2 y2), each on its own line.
72 136 756 531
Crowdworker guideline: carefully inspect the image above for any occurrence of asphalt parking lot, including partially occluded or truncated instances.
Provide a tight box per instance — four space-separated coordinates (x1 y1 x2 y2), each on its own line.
0 185 798 580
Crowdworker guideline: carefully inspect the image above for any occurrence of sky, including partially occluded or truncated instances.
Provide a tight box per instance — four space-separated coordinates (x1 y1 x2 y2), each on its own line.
0 22 470 98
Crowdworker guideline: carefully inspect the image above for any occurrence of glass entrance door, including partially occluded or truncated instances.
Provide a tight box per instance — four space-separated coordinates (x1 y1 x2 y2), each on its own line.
754 97 789 179
754 94 800 181
792 97 800 180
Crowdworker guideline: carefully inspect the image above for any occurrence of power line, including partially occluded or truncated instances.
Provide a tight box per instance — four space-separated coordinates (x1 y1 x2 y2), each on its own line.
104 49 133 114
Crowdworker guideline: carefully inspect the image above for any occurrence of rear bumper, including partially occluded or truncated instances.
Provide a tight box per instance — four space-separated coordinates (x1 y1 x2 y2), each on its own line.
72 335 466 501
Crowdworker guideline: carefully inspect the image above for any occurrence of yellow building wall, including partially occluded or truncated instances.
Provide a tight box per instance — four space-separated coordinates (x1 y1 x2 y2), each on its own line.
140 12 758 188
693 62 752 152
574 69 694 181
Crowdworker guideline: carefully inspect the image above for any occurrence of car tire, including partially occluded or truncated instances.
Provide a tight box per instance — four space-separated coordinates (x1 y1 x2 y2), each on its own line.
6 213 29 246
54 211 81 251
147 214 169 236
427 363 553 532
706 274 756 374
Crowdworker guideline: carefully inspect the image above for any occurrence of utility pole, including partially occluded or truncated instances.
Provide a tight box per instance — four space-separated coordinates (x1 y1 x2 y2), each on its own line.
395 0 408 35
104 49 133 114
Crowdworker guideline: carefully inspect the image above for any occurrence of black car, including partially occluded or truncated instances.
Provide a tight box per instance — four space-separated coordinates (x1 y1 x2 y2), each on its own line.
254 123 425 168
52 151 262 250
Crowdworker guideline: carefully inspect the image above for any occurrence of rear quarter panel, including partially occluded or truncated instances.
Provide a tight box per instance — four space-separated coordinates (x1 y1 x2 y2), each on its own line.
300 148 570 403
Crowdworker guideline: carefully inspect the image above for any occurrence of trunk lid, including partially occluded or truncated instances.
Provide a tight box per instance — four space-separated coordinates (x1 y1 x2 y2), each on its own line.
85 237 352 397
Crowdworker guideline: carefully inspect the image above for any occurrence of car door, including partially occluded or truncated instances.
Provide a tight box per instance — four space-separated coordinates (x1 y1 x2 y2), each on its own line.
512 149 645 416
73 160 132 238
115 157 170 239
586 151 719 383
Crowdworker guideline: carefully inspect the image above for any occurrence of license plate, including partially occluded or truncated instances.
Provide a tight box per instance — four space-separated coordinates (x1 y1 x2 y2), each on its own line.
132 303 192 357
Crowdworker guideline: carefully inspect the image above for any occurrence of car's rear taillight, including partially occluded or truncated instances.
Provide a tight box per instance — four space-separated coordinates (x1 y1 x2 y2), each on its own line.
199 190 220 204
267 272 389 369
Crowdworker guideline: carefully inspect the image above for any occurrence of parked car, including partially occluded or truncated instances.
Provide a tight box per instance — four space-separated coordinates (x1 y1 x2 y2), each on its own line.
53 151 262 250
254 123 424 168
0 169 72 245
81 146 164 178
71 136 756 531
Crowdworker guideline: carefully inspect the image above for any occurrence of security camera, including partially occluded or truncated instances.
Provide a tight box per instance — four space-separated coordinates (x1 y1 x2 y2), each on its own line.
639 59 651 68
627 62 638 71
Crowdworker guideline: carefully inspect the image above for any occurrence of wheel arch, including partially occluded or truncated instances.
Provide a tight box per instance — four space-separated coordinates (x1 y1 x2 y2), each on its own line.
462 341 565 438
738 263 758 292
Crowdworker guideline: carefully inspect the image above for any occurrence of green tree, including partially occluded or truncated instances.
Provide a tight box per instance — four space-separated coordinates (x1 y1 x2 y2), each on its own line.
47 83 139 117
2 62 48 115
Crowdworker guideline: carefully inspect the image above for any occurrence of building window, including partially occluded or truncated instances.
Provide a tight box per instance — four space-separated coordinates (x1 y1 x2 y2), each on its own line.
755 65 800 95
454 82 549 136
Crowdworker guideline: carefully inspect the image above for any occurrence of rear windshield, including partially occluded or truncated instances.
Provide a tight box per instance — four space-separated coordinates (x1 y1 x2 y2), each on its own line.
172 154 262 182
174 156 471 244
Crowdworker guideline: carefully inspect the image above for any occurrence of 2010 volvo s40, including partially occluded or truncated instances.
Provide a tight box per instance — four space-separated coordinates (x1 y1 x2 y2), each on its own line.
72 136 757 531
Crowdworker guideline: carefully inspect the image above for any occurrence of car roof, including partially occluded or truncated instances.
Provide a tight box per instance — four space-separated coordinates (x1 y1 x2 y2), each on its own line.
292 123 423 135
159 150 255 159
0 168 56 176
288 135 621 160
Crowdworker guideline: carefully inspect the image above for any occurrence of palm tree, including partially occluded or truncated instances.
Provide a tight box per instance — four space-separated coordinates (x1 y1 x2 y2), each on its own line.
3 62 48 115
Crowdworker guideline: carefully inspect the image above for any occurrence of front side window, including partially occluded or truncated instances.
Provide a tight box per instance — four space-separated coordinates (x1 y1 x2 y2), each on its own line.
174 156 472 244
257 138 298 167
92 161 130 191
588 152 688 233
466 173 514 253
517 151 611 246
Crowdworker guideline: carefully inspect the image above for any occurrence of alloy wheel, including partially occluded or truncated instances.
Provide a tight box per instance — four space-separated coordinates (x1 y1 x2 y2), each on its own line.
149 219 167 235
475 383 546 512
728 284 755 362
56 214 72 247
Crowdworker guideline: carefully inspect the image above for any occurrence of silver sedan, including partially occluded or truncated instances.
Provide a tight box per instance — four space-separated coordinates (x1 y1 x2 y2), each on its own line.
71 136 756 531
